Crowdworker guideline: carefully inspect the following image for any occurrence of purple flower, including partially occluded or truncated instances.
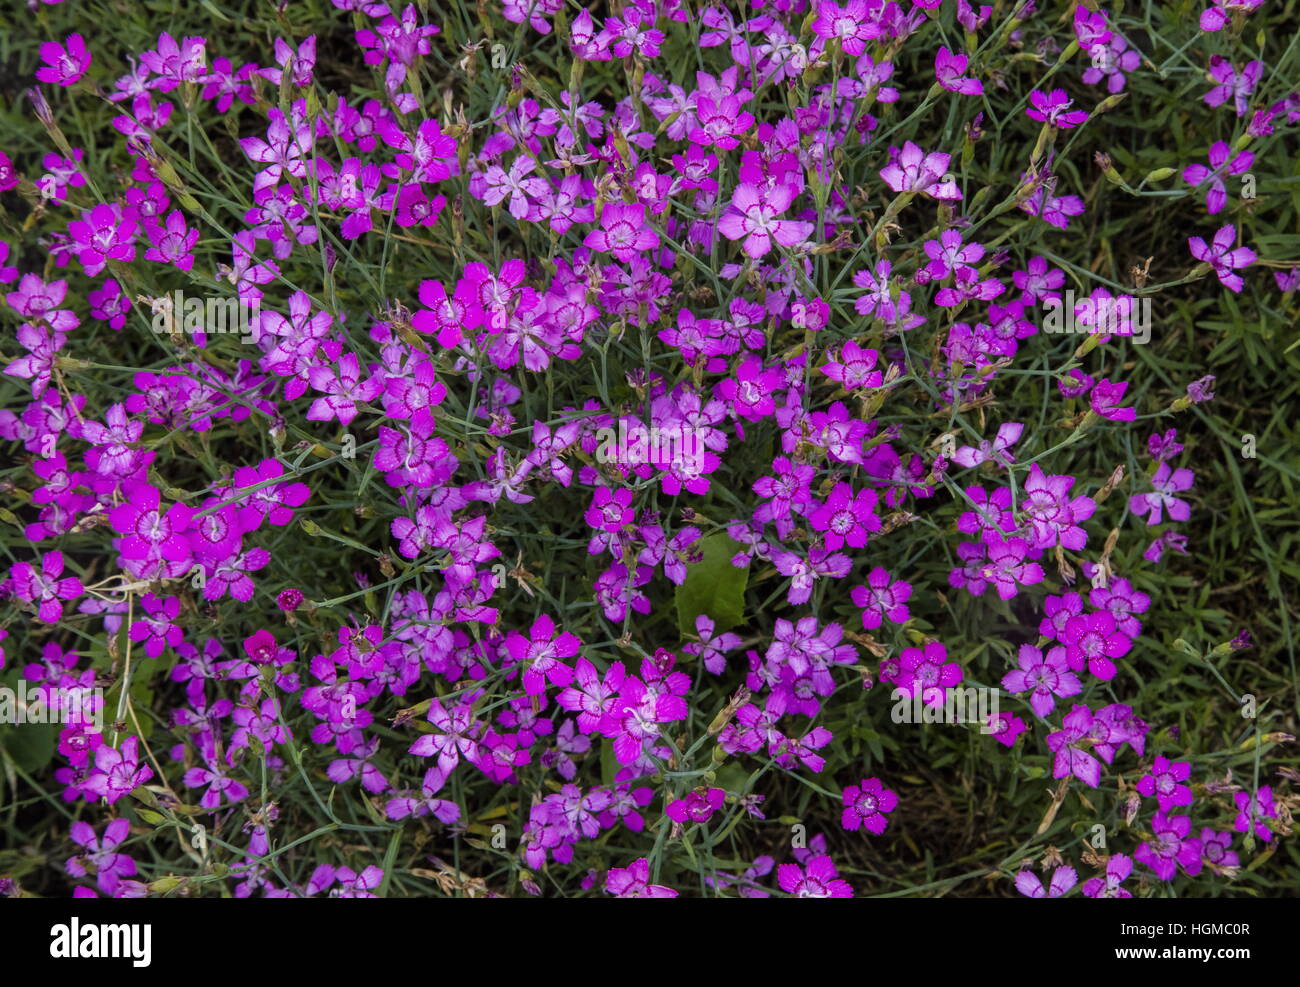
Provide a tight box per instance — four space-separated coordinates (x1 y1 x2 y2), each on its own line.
1203 56 1262 117
1200 0 1264 32
1129 462 1194 525
65 819 137 896
665 788 726 824
1021 464 1096 551
1015 864 1077 897
952 422 1022 469
777 854 854 897
841 777 897 834
583 202 659 262
504 614 582 695
1136 755 1193 811
1060 612 1132 680
1083 35 1140 93
81 737 153 805
1046 705 1103 787
717 182 813 259
1183 142 1254 214
1081 854 1133 898
10 550 83 624
606 857 677 897
1233 786 1278 841
896 640 961 707
1002 644 1082 718
850 567 912 629
1089 377 1136 421
1200 830 1240 871
807 483 880 550
1026 89 1088 128
1147 428 1184 463
36 34 91 86
935 46 983 95
811 0 882 56
820 340 882 390
1186 374 1216 404
1189 223 1255 292
880 141 959 199
1136 812 1202 880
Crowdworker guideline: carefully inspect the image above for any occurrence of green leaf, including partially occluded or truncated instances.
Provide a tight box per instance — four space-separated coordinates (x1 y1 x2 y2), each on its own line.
675 532 748 635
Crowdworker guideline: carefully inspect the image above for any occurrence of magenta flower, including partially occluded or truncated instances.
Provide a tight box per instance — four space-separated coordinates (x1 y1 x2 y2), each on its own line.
1136 755 1194 811
1129 462 1194 525
0 152 20 191
605 7 663 58
896 640 961 707
505 614 582 695
10 550 83 624
1136 812 1202 880
810 0 882 56
807 483 880 550
1021 464 1096 551
986 710 1028 747
606 857 677 897
777 854 854 897
665 788 726 824
1089 377 1136 421
850 567 912 629
128 593 183 658
65 819 136 896
1201 0 1264 32
36 34 91 86
584 486 635 534
1203 56 1262 117
879 141 958 198
81 737 153 805
1082 853 1133 898
718 356 784 421
109 481 195 578
1183 141 1254 214
1059 612 1132 680
306 353 383 426
583 202 659 262
67 204 137 275
717 183 813 259
142 210 199 271
935 46 983 95
1233 786 1278 841
1200 831 1240 872
1014 865 1077 898
952 422 1022 469
1002 644 1082 718
1026 89 1088 128
1082 35 1140 93
841 777 897 834
1046 705 1103 787
1188 223 1255 292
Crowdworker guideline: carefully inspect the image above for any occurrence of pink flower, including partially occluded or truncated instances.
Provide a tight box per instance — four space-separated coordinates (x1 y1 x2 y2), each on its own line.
1188 223 1255 292
935 46 983 95
606 857 677 897
36 34 91 86
841 777 897 834
777 854 854 897
583 202 659 262
717 182 813 259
